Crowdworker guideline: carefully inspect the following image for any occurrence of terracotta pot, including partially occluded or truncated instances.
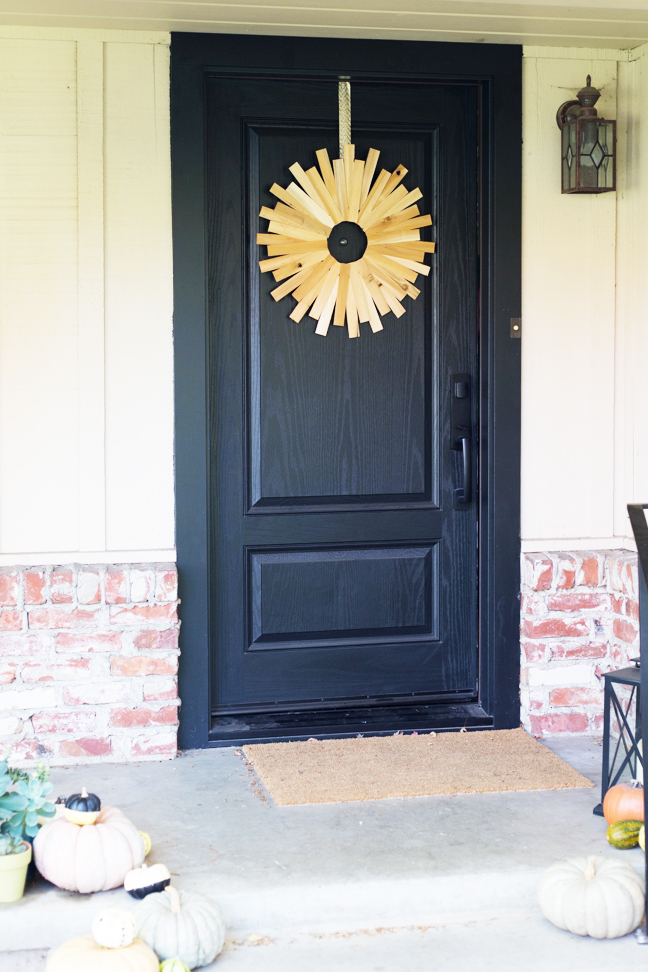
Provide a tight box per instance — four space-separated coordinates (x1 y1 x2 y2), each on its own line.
0 842 32 903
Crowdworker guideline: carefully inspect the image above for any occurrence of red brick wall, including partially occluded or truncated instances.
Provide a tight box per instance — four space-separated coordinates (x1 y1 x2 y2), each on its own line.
2 551 634 758
521 551 638 736
0 564 179 763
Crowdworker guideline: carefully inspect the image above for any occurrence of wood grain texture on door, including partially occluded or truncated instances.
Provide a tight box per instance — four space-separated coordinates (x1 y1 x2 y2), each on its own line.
206 77 478 716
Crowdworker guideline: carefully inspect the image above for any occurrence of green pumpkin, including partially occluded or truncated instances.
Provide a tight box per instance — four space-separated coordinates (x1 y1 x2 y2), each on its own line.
606 819 643 849
159 960 191 972
133 887 225 969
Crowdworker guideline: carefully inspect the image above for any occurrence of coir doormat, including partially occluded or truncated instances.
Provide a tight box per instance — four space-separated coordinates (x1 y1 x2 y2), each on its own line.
243 728 594 806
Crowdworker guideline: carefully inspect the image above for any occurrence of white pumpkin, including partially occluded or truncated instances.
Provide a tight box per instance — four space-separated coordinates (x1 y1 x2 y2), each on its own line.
34 805 145 894
539 855 645 939
125 862 171 900
92 909 138 949
46 934 158 972
134 886 226 969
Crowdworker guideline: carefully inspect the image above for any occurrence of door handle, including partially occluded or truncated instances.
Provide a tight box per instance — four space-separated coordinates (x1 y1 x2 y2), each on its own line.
451 373 472 510
458 435 472 506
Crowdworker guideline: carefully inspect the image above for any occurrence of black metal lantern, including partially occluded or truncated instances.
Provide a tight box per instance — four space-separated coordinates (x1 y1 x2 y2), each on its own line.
594 660 643 817
557 76 616 194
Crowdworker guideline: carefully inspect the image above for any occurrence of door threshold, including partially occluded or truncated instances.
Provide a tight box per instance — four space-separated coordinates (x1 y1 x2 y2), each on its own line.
208 701 492 746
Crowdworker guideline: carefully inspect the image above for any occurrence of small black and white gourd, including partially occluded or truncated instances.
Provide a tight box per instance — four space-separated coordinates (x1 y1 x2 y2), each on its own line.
54 796 67 818
64 787 101 825
124 862 171 900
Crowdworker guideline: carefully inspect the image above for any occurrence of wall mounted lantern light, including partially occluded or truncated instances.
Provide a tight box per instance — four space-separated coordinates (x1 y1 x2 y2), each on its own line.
556 76 616 194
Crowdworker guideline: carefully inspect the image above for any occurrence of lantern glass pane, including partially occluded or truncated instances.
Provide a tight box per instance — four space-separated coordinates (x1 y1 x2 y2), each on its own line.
596 121 615 189
606 680 642 789
578 119 600 190
561 122 577 191
575 118 615 192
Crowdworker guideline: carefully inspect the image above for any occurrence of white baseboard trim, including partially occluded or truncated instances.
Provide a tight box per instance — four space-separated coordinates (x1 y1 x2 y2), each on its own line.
0 550 177 567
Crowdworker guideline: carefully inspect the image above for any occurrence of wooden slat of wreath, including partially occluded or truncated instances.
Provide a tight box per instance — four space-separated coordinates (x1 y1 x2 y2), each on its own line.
264 241 328 257
347 159 364 223
359 169 391 221
343 143 355 198
358 262 391 316
315 277 339 336
382 163 408 197
310 264 341 320
270 182 315 219
305 166 343 224
385 254 431 276
360 148 380 206
360 183 409 228
315 148 337 198
333 158 348 216
350 266 370 324
334 264 351 328
272 250 328 283
286 183 333 226
289 163 336 227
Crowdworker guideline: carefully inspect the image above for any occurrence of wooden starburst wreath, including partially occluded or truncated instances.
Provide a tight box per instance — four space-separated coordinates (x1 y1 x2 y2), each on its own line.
257 144 435 338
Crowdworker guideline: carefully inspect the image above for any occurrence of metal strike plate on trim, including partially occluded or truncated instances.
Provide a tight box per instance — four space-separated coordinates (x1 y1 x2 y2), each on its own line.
510 317 521 339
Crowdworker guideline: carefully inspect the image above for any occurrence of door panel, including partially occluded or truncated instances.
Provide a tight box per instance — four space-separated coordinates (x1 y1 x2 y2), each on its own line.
207 77 478 717
248 544 438 648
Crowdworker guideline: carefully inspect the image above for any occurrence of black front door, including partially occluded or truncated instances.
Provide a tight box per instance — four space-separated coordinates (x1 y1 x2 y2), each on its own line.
207 76 480 732
172 33 522 749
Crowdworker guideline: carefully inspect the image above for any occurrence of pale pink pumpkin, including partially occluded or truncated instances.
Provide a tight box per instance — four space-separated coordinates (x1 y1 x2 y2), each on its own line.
34 806 145 893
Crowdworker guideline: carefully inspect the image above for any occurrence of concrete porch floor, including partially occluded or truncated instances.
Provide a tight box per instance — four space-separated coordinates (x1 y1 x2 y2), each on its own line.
2 735 647 970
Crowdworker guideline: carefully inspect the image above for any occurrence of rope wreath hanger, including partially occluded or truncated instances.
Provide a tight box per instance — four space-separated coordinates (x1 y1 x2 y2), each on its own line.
338 80 351 159
257 85 435 339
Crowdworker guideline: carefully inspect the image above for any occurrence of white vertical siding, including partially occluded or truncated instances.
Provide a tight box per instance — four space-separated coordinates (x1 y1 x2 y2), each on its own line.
0 27 173 564
0 38 79 554
521 47 638 550
76 38 106 551
615 46 648 544
103 42 174 552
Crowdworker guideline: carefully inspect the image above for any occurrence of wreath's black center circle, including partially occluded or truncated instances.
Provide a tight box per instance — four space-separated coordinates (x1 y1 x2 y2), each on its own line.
327 221 368 264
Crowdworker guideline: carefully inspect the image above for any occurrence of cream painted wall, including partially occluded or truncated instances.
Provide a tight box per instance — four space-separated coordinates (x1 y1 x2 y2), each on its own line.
615 44 648 547
0 26 174 566
521 44 648 551
0 28 646 561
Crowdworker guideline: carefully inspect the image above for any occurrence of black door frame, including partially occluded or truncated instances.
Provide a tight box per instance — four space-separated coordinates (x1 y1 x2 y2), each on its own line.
172 32 521 750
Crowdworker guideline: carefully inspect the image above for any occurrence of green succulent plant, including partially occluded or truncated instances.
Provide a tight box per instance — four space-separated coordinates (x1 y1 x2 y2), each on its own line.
0 759 55 841
0 832 25 856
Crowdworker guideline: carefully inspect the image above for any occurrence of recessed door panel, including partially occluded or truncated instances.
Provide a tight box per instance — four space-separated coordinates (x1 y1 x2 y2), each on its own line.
247 125 435 512
248 544 438 649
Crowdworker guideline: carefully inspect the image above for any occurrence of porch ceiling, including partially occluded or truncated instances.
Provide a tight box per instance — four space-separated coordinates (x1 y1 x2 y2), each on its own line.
0 0 647 50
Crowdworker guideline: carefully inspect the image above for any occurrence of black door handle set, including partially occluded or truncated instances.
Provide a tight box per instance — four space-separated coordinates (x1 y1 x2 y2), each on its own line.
451 373 472 509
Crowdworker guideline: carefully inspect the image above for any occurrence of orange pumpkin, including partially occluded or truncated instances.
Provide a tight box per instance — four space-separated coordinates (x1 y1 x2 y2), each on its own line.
603 783 645 825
